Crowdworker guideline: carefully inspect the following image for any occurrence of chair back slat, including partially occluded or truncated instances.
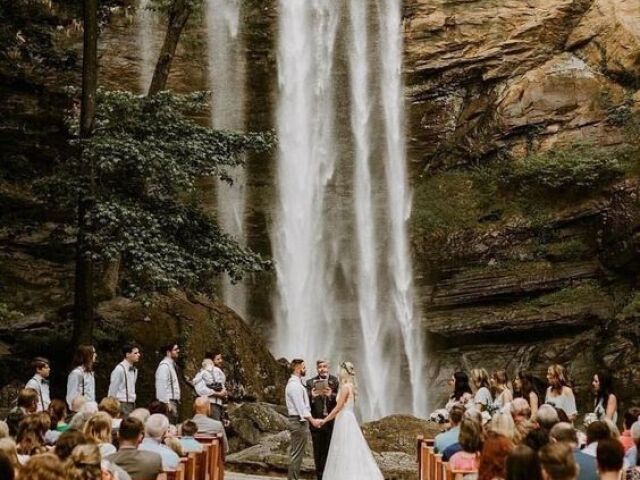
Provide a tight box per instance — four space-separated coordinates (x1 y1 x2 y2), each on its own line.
184 452 197 480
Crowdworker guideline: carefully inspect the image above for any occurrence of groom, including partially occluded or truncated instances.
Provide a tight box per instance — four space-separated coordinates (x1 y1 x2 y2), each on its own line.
306 359 339 480
286 359 322 480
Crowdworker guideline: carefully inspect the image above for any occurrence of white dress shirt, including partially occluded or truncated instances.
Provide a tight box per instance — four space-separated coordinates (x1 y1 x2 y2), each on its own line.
25 374 50 411
66 366 95 408
285 375 311 421
155 357 180 403
108 360 138 403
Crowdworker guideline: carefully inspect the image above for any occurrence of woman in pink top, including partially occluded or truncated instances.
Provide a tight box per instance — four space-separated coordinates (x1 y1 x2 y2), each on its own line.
450 417 484 471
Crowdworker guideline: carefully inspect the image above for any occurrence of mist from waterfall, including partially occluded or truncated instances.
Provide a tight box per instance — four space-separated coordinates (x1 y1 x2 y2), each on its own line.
275 0 428 419
377 0 428 417
206 0 248 318
347 0 389 420
274 0 340 364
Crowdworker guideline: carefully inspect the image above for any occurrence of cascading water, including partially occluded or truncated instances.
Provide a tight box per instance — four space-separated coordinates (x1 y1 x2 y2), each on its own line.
377 0 428 417
273 0 340 364
347 0 389 421
136 0 157 93
206 0 247 318
275 0 428 419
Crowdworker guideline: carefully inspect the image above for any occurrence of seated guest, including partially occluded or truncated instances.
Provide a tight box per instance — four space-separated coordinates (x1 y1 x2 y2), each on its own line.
191 396 229 453
435 404 464 453
139 414 180 470
625 421 640 474
48 399 70 433
99 397 123 431
523 428 550 451
83 412 116 457
107 417 162 480
148 400 171 419
621 408 640 452
506 445 543 480
535 404 560 432
539 442 579 480
128 408 151 425
20 453 66 480
447 417 483 469
575 420 611 480
16 414 48 460
0 438 20 477
550 422 579 447
178 420 203 453
596 438 624 480
511 398 535 445
0 450 14 480
489 412 516 441
478 432 513 480
64 443 103 480
164 436 185 457
68 401 98 431
53 430 88 461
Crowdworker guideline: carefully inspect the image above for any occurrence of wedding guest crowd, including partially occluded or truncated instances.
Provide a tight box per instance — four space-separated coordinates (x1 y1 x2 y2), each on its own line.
430 363 640 480
0 343 230 480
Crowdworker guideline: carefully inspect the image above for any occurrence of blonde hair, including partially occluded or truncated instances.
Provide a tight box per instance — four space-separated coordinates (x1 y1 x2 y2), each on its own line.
98 397 120 418
489 412 516 439
83 412 112 444
0 438 20 470
20 453 66 480
471 368 490 388
164 436 185 457
339 362 358 399
547 365 569 393
64 444 102 480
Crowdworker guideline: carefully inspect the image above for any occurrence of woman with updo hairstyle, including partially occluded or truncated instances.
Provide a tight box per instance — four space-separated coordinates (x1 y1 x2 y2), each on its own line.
545 364 577 421
506 445 543 480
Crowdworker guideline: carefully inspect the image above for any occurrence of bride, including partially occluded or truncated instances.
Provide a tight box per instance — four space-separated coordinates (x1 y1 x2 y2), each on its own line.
319 361 384 480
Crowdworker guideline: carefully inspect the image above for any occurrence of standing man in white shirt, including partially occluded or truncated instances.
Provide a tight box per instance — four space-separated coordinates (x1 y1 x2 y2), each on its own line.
25 357 51 412
66 344 97 410
155 342 181 423
208 352 228 421
108 342 141 416
286 359 321 480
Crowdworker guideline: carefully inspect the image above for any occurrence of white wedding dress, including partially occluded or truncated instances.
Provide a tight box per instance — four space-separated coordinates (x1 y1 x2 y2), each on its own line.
322 389 384 480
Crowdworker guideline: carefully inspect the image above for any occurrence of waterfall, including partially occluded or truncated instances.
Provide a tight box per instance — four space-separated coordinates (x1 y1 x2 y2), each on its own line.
273 0 340 363
273 0 428 419
347 0 389 420
206 0 247 318
136 0 158 93
377 0 428 416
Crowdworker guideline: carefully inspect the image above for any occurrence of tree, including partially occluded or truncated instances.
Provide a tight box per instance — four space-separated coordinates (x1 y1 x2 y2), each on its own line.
148 0 200 95
73 0 99 345
36 90 273 303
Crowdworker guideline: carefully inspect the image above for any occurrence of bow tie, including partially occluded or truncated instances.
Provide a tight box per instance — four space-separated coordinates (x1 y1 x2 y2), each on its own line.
129 367 136 372
42 380 49 385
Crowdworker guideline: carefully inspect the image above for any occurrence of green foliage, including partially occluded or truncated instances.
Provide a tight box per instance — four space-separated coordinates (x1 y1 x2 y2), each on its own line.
538 238 591 261
622 293 640 318
35 89 275 297
0 302 24 322
529 281 608 308
501 144 624 192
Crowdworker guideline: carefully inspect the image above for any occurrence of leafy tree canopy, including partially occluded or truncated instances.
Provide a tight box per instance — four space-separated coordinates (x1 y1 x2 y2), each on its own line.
36 89 274 297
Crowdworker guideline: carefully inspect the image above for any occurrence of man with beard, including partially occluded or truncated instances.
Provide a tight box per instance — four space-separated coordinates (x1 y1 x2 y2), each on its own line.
306 359 339 480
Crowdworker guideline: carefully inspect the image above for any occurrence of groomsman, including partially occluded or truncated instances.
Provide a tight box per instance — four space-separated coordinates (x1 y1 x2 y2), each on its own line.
155 342 181 423
286 359 321 480
306 359 339 480
25 357 51 412
108 342 141 416
207 352 228 421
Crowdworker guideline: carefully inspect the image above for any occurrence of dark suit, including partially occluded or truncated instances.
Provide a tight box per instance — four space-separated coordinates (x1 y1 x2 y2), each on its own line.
106 447 162 480
306 374 339 480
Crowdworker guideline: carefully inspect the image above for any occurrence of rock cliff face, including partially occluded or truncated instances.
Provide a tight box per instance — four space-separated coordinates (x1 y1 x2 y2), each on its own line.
404 0 640 410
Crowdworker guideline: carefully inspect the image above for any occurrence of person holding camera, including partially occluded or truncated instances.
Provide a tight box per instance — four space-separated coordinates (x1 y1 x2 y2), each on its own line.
193 353 228 421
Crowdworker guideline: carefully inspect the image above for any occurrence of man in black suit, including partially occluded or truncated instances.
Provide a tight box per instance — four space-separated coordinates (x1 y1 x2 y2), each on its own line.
306 359 339 480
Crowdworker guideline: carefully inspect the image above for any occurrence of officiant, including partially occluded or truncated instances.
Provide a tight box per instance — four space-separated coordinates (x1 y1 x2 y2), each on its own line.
306 359 339 480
